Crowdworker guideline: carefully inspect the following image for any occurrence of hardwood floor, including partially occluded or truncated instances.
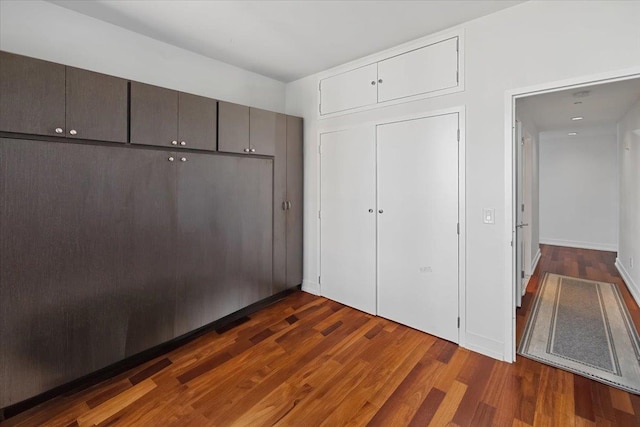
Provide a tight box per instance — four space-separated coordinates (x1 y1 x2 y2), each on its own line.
3 244 640 426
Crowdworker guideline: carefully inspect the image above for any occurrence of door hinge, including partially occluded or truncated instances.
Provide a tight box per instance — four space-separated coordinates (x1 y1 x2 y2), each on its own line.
457 223 460 235
521 203 525 212
318 210 321 219
456 38 459 53
510 240 513 247
456 71 459 84
457 129 460 142
319 103 322 114
318 276 321 284
457 317 460 328
521 136 525 145
521 271 525 279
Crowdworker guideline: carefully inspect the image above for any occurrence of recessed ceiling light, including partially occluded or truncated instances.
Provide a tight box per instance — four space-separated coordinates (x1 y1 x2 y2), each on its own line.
568 132 578 136
572 117 583 121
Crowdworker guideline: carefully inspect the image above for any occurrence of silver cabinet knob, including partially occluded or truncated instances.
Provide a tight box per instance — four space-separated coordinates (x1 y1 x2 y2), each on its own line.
244 148 250 153
286 201 292 210
250 148 256 153
371 81 376 85
282 201 287 211
180 157 187 162
369 209 374 213
378 209 384 214
55 127 63 134
180 141 186 146
168 157 175 162
69 129 77 135
171 140 178 145
378 79 383 84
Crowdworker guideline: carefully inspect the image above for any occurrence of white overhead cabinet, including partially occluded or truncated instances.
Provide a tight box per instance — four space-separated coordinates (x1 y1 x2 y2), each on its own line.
319 112 461 343
319 36 461 116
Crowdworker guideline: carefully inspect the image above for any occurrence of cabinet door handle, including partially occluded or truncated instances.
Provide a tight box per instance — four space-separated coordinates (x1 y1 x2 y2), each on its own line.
370 81 376 85
244 148 250 153
378 79 383 84
282 201 287 211
250 148 256 153
69 129 77 135
168 157 175 162
378 209 383 214
180 141 186 146
55 127 63 134
287 201 292 210
171 140 178 145
180 157 187 162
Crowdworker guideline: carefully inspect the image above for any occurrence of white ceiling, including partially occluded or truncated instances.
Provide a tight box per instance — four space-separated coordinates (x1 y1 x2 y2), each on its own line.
517 78 640 133
49 0 524 82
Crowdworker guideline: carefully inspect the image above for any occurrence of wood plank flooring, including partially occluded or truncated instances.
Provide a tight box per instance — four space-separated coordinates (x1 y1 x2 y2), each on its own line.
3 244 640 426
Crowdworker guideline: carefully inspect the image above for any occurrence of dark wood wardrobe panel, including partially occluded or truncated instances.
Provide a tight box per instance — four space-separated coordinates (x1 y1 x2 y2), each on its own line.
174 154 273 336
286 116 304 287
177 92 217 151
130 81 178 148
218 101 249 154
0 138 177 408
249 107 277 156
65 67 128 143
0 51 65 137
272 113 288 293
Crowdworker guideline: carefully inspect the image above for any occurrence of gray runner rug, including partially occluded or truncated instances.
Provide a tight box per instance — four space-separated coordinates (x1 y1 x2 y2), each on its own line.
518 273 640 394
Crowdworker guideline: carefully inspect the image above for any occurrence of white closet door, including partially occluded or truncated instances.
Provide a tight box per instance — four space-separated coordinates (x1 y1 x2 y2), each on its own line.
320 127 377 314
377 113 459 343
320 64 378 115
377 37 458 103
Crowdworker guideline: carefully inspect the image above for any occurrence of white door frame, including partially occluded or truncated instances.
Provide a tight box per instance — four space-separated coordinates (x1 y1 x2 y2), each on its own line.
318 105 467 347
503 66 640 362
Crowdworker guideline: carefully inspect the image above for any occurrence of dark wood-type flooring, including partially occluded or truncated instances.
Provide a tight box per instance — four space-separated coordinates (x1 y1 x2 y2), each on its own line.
3 244 640 426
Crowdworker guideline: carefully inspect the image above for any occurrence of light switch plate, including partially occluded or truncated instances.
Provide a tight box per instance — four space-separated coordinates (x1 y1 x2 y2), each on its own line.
483 208 495 224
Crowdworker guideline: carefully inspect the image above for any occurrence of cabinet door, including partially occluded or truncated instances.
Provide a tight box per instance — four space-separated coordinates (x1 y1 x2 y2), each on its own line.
178 92 217 151
218 101 249 154
285 116 303 288
249 108 278 156
319 63 377 115
130 81 178 148
175 153 273 335
65 67 128 143
377 37 459 103
0 139 177 407
273 114 288 293
0 51 65 136
320 127 377 315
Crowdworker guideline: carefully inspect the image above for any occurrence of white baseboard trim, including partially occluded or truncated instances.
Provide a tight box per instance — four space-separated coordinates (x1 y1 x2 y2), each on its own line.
463 331 505 361
530 248 541 274
616 258 640 307
539 238 617 252
301 280 320 296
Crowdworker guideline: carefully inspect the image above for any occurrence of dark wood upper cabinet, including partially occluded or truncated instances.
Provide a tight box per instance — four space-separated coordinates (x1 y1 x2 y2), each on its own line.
178 92 217 151
130 82 217 151
218 101 250 154
65 67 128 143
249 108 278 156
130 82 178 148
0 51 66 137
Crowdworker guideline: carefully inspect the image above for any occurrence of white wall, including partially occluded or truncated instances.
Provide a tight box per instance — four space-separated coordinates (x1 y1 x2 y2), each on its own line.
539 127 619 251
285 0 640 360
617 98 640 305
0 0 286 112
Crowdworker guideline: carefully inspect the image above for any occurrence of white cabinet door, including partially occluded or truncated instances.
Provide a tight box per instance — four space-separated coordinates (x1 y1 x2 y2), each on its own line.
377 37 458 103
320 64 378 115
377 113 459 343
320 127 377 314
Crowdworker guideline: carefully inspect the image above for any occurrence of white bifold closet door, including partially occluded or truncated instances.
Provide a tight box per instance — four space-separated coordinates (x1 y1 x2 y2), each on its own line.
320 127 377 314
377 113 459 343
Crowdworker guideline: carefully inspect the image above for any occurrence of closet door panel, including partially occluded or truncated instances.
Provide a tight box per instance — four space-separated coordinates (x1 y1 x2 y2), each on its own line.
285 116 303 288
0 52 65 136
376 113 459 343
320 64 378 115
320 127 376 314
178 92 217 151
273 115 288 294
65 67 128 143
130 82 178 148
218 101 250 154
249 108 277 156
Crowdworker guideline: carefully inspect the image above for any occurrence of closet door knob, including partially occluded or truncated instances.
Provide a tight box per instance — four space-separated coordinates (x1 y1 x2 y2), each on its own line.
378 209 384 214
282 201 287 211
69 129 77 135
378 79 383 84
369 209 374 213
171 140 178 145
180 157 187 162
244 148 250 153
371 81 376 85
55 127 63 134
250 148 256 153
180 141 186 146
168 157 175 162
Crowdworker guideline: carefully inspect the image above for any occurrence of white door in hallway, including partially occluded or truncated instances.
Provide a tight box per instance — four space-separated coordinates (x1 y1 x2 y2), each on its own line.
377 113 460 343
320 127 377 314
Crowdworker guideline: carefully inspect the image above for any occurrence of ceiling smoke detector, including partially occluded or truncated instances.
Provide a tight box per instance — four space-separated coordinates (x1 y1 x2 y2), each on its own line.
573 90 591 98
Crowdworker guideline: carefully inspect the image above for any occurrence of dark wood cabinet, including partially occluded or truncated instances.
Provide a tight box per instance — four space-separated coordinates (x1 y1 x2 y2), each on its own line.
130 82 217 151
0 51 128 142
66 67 128 143
218 101 250 154
249 108 278 156
0 138 177 408
0 51 65 137
273 115 304 292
